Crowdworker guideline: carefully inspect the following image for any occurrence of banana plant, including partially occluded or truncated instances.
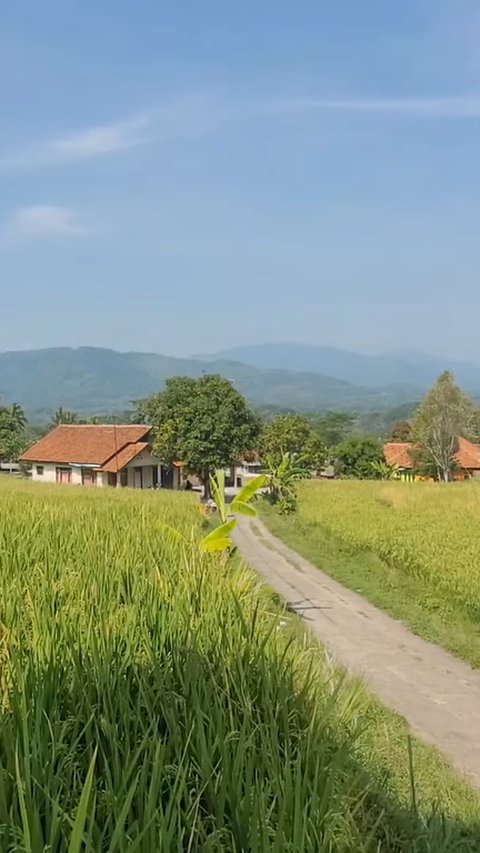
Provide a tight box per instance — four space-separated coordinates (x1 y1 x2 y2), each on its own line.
370 460 400 480
201 469 267 553
159 469 267 556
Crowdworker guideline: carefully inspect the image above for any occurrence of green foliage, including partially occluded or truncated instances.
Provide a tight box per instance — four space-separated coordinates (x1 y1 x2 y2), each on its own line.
144 375 260 493
370 460 399 480
201 469 267 553
335 435 383 479
0 400 27 462
389 420 412 442
411 372 475 482
356 402 419 440
311 411 355 446
264 451 310 513
49 406 80 428
260 414 326 470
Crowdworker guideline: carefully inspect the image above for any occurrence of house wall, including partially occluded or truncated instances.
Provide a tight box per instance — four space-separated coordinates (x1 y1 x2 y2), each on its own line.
32 462 57 483
32 463 103 485
30 448 182 490
125 448 158 489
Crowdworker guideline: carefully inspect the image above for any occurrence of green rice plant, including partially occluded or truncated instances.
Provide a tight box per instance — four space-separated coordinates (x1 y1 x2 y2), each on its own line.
0 479 477 850
262 479 480 666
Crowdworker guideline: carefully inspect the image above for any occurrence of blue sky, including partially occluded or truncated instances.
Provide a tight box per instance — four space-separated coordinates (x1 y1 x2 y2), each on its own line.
2 0 480 359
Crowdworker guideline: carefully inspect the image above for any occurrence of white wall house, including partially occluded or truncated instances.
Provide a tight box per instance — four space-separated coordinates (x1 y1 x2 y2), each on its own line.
20 424 181 490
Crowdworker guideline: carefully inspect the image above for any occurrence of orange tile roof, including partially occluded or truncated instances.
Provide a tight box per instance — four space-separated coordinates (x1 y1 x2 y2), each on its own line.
383 442 415 468
20 424 151 465
455 436 480 470
383 437 480 471
100 441 149 473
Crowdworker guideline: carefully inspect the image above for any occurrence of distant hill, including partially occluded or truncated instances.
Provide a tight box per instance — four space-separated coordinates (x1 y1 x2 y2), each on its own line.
0 346 417 420
206 343 480 392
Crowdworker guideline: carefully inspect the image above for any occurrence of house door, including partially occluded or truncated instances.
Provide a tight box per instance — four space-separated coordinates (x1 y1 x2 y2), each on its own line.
161 465 174 489
133 467 143 489
56 467 72 484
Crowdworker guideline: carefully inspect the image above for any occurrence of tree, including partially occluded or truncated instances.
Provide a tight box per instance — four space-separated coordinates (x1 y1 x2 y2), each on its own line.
335 435 383 479
10 402 27 430
389 420 412 442
259 414 326 470
145 375 260 498
311 411 355 447
411 371 475 482
50 407 80 428
370 460 399 480
264 452 310 514
0 401 27 463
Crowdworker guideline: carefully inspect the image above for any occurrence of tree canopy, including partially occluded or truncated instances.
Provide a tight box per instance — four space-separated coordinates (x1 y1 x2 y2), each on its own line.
259 413 326 470
411 371 475 482
141 375 260 495
49 407 80 428
0 401 27 463
334 435 383 479
310 411 355 447
389 420 412 442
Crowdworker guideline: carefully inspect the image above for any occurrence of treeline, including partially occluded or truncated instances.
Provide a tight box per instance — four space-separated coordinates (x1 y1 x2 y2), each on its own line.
3 371 480 485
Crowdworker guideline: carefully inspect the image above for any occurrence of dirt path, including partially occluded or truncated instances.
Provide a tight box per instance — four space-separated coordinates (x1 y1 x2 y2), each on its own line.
233 515 480 788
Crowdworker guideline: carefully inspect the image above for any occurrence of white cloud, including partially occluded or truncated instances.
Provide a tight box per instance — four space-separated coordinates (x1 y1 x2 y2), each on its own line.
1 205 87 245
0 96 225 171
49 114 152 161
0 112 154 170
287 95 480 118
3 90 480 176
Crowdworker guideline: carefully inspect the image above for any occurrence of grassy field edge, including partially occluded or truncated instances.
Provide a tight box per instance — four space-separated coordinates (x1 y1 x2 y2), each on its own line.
259 500 480 670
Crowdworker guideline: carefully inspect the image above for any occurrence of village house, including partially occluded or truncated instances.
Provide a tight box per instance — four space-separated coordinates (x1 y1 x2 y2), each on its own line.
383 436 480 480
19 424 182 489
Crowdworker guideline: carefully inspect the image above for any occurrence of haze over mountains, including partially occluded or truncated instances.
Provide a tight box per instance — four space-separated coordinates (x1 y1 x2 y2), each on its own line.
205 343 480 391
0 343 478 420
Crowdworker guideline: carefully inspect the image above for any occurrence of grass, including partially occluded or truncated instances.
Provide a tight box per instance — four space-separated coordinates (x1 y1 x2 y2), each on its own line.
0 479 478 849
260 479 480 669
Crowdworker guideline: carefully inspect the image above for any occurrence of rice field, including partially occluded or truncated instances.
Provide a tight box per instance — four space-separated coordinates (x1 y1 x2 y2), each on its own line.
262 479 480 667
294 480 480 619
0 478 479 850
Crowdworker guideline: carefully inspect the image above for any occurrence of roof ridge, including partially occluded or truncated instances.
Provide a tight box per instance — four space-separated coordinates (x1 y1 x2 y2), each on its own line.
50 423 151 428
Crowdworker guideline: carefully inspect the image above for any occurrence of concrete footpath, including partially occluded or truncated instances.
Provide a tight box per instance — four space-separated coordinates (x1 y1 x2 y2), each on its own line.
233 515 480 788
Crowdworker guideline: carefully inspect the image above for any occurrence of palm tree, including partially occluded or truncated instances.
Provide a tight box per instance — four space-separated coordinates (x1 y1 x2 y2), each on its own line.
50 407 79 428
10 403 27 430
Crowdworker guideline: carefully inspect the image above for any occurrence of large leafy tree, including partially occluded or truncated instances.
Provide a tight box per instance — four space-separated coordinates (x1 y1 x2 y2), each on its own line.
259 413 326 470
411 371 475 482
334 435 383 479
0 401 27 463
311 411 355 447
143 375 260 497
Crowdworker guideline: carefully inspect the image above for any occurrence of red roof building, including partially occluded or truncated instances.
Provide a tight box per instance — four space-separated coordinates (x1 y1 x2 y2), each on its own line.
383 436 480 478
20 424 181 489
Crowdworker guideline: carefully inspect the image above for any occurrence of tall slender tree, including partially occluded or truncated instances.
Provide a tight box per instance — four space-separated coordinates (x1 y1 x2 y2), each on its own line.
411 372 475 482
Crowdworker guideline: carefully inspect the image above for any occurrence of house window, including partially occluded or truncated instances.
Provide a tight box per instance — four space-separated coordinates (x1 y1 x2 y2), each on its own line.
36 465 44 476
119 469 128 488
55 467 72 484
107 472 117 487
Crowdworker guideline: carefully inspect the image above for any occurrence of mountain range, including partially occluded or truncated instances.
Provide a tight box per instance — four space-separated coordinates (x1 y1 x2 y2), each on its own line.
0 344 478 421
204 343 480 391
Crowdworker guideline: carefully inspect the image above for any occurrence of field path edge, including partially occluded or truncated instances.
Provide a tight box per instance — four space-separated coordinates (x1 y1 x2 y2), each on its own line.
233 514 480 788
